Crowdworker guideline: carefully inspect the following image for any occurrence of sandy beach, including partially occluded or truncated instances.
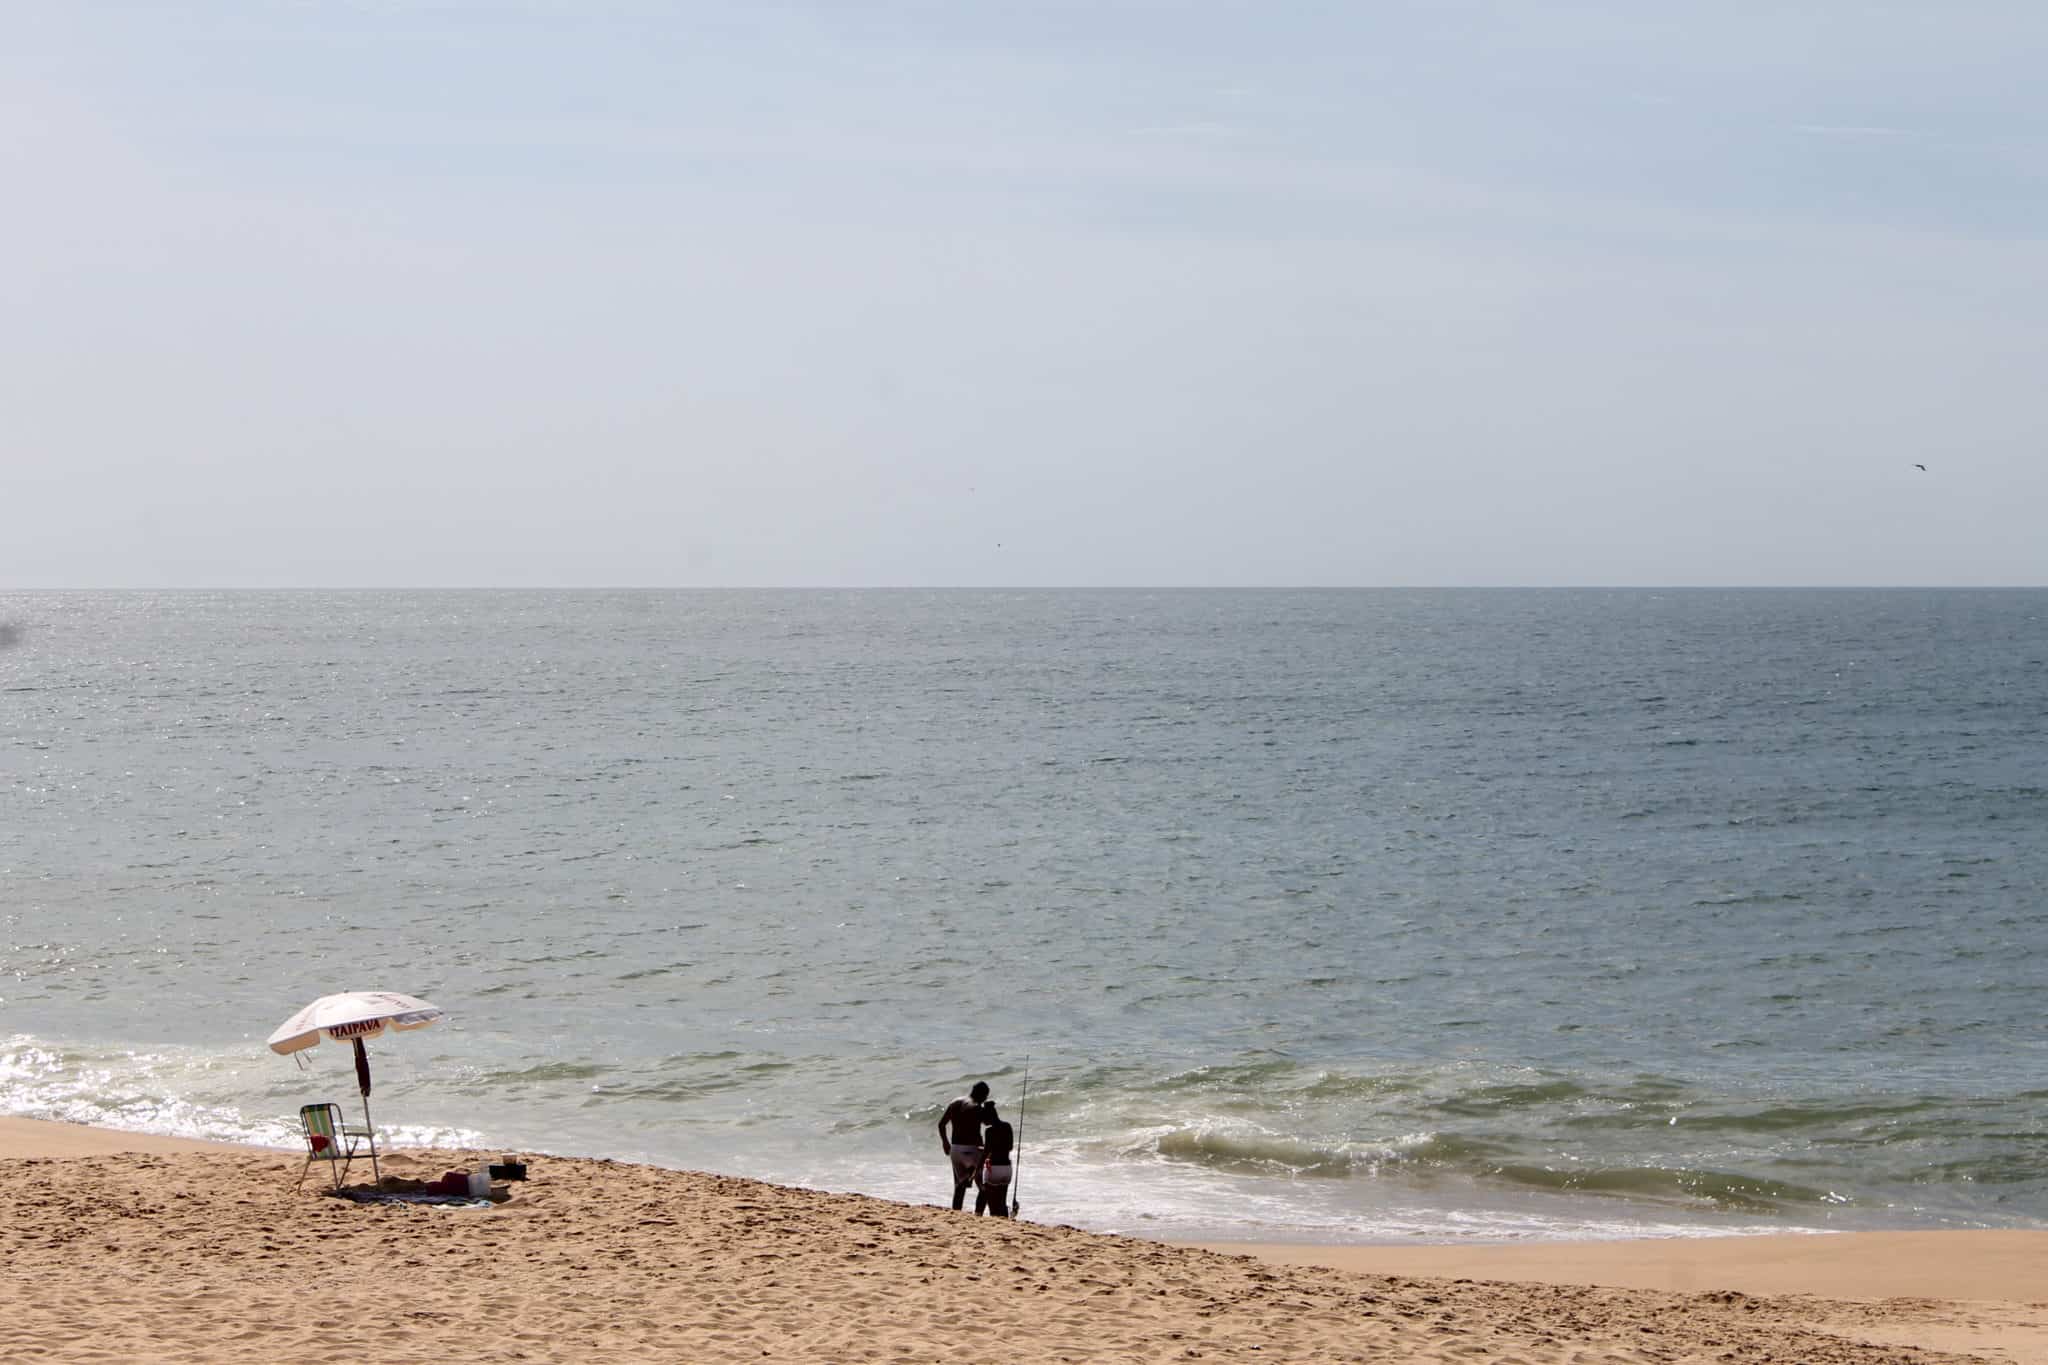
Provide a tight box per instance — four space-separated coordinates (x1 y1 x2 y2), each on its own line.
2 1119 2041 1363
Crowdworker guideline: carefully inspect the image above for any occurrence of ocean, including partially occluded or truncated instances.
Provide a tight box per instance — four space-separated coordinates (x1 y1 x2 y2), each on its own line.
3 588 2044 1244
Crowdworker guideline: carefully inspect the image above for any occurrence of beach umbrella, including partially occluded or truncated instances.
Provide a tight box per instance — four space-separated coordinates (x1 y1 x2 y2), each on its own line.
267 990 443 1180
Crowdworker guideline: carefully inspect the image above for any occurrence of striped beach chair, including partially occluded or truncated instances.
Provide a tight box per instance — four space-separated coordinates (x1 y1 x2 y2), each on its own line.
295 1102 377 1191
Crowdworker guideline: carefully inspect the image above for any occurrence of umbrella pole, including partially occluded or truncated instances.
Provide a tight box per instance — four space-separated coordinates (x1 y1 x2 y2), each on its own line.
360 1092 379 1183
353 1037 381 1184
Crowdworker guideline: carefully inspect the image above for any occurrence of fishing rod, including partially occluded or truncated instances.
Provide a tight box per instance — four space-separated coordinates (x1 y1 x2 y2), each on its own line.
1014 1055 1028 1220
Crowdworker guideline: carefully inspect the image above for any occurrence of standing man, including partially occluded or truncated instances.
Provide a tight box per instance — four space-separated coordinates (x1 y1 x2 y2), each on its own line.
976 1099 1015 1217
938 1080 990 1210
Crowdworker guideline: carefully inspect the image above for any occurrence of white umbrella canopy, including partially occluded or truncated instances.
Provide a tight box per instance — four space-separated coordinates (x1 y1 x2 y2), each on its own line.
267 991 444 1056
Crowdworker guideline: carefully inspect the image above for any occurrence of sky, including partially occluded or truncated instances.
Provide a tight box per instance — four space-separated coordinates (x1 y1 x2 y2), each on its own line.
6 1 2046 587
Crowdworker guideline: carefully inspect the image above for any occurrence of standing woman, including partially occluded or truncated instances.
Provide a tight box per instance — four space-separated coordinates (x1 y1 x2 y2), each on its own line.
976 1100 1015 1217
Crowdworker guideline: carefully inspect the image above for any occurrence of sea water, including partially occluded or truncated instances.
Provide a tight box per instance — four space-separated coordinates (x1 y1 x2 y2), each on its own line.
3 589 2045 1243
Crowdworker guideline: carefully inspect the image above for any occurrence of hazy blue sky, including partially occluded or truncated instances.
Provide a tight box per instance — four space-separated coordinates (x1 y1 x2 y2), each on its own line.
8 2 2045 586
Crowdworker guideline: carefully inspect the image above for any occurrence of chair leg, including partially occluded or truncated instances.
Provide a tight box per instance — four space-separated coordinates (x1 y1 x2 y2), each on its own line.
296 1155 312 1191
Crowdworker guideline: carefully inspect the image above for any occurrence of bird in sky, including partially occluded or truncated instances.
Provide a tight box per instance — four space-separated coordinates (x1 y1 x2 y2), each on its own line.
1913 463 1927 471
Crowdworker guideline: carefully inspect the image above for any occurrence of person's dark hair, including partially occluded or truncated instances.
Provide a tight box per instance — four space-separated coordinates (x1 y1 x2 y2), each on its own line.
970 1081 990 1101
981 1100 999 1118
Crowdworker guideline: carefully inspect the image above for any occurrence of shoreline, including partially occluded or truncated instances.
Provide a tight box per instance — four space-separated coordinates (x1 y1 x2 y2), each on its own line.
4 1116 2045 1362
0 1115 279 1158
